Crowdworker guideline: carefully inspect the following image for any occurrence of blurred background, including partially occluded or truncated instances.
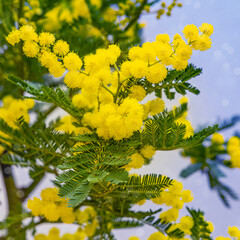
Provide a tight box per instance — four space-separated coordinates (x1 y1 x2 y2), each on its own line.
1 0 240 239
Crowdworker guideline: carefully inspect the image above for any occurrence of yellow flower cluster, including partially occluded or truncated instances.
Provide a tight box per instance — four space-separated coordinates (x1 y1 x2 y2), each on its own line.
183 23 213 51
29 188 99 237
143 98 165 119
27 188 75 223
20 0 101 32
126 23 213 75
227 136 240 168
129 218 214 240
75 207 99 237
216 226 240 240
6 24 212 141
175 97 194 138
0 96 34 154
56 115 91 135
6 25 71 78
34 207 99 238
83 98 144 140
125 145 156 170
152 180 193 222
18 0 42 27
0 96 34 128
34 227 86 240
211 132 225 145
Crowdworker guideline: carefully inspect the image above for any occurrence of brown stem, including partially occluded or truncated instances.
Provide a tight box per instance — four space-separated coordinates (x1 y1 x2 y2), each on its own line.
0 151 26 239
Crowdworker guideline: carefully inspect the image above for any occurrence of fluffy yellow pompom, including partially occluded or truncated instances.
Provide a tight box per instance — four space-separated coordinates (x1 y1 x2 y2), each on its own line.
160 208 179 222
64 52 83 71
22 41 40 57
140 145 156 159
6 29 21 45
34 234 48 240
199 23 214 36
148 232 167 240
53 40 70 56
38 32 55 46
83 98 143 140
175 44 193 61
182 24 199 41
129 85 146 101
146 98 165 116
39 51 58 68
107 44 121 64
42 202 61 221
211 133 224 144
19 25 38 41
146 63 167 83
228 226 240 238
179 216 194 235
181 189 194 203
171 56 188 71
41 187 60 202
126 153 145 169
128 237 140 240
156 33 170 43
27 197 43 216
128 46 142 61
191 34 212 51
130 60 148 78
64 71 85 88
48 61 65 78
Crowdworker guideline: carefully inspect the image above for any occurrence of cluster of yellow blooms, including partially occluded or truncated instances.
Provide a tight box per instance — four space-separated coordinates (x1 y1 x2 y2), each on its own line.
125 145 156 170
34 228 86 240
129 182 216 240
185 131 240 169
211 132 225 145
18 0 102 33
56 115 90 135
27 187 75 223
203 132 240 169
227 136 240 168
17 0 141 39
0 96 34 155
152 181 193 222
28 188 99 237
6 23 213 141
128 217 213 240
175 97 194 138
83 97 143 140
18 0 42 27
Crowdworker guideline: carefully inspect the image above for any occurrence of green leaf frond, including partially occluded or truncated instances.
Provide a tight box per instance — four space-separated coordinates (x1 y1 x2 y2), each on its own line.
56 135 141 206
133 64 202 100
156 64 202 99
6 74 85 121
112 174 173 199
0 117 73 176
141 109 218 150
112 219 144 229
187 207 213 240
141 216 185 239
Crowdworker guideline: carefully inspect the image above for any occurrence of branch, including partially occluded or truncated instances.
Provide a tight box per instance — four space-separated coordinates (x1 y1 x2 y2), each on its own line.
124 0 148 32
22 174 45 201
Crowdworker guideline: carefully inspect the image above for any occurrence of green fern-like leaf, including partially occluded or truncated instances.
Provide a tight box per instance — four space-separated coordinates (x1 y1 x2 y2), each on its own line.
115 174 173 199
187 207 213 240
